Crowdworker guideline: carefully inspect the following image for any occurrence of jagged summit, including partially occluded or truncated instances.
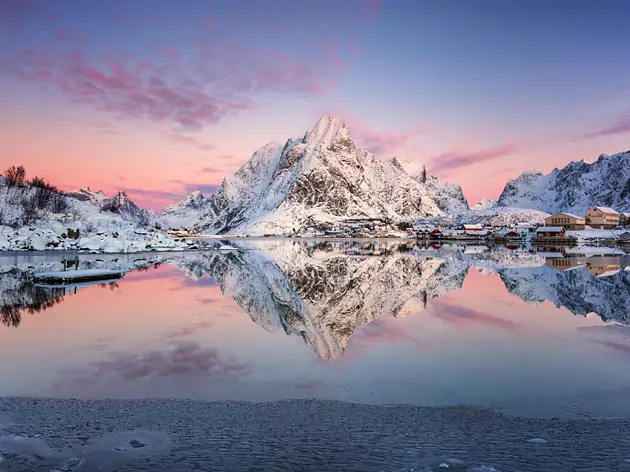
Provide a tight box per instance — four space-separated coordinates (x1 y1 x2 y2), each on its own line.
496 150 630 213
390 156 414 173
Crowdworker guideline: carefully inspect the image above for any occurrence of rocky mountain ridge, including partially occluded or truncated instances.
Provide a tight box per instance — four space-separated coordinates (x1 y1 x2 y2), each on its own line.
156 116 470 233
496 151 630 214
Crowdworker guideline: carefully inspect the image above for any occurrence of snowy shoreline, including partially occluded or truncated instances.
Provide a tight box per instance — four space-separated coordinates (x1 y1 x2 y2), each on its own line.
0 397 629 472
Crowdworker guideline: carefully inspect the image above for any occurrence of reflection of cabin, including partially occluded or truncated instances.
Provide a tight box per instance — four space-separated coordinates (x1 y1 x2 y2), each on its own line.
546 258 585 271
620 213 630 227
544 212 585 230
618 231 630 243
586 263 621 278
536 226 566 238
585 206 619 229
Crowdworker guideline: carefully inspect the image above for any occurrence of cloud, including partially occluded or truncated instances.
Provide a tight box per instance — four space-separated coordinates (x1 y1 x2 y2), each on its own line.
162 320 213 340
84 119 118 134
432 301 523 333
430 142 520 173
8 17 353 130
170 180 221 196
57 341 250 388
166 133 215 151
123 187 184 202
196 166 224 175
592 339 630 357
583 111 630 138
352 120 429 156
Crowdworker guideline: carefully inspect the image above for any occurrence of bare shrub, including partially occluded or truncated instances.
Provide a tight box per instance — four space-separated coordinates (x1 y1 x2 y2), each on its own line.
51 192 69 214
33 186 56 210
4 165 26 188
20 195 40 225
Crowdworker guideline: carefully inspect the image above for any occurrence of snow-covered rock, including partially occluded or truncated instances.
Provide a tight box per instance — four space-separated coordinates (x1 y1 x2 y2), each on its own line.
158 191 208 229
0 183 195 253
100 191 152 224
189 116 468 235
496 151 630 213
472 198 497 211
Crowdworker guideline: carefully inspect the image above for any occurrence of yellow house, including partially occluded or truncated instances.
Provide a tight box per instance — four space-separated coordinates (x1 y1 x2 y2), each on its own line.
544 212 585 230
584 206 619 229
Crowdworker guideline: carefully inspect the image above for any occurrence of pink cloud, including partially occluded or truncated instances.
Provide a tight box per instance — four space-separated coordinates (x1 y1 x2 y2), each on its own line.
583 110 630 138
352 120 429 155
432 300 523 334
166 133 215 151
56 341 250 389
430 141 520 173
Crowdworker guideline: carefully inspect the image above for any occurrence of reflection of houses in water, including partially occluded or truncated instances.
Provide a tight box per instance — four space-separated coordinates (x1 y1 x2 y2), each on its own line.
545 258 586 271
586 263 621 278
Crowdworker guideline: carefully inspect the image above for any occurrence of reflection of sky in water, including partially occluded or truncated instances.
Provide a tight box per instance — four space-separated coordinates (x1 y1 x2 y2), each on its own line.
1 251 630 419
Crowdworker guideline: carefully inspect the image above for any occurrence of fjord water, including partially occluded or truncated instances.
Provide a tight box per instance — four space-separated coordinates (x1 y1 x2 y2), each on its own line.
1 240 630 420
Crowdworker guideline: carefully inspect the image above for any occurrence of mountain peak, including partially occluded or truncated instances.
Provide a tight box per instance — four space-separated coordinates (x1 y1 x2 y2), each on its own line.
390 156 414 173
302 116 355 154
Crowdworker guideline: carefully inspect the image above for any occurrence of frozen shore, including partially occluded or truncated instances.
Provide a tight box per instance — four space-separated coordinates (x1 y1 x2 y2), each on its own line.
0 397 629 472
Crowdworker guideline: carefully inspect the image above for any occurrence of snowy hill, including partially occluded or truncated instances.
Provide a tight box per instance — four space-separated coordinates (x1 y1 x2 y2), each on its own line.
496 151 630 213
159 191 208 229
472 198 497 211
189 116 468 234
0 180 193 253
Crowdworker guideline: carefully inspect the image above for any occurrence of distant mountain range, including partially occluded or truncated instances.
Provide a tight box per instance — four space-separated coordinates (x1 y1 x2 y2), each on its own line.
496 151 630 214
65 122 630 233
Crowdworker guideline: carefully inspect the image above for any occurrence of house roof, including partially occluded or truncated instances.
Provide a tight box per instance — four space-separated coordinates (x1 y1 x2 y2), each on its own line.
551 212 584 220
621 213 630 218
462 224 483 229
589 206 619 215
537 226 565 232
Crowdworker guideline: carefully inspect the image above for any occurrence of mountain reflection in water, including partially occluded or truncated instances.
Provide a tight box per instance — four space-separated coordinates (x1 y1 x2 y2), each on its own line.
2 240 630 361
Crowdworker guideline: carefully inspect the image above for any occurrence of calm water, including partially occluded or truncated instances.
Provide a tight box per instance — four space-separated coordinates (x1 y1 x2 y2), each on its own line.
1 240 630 419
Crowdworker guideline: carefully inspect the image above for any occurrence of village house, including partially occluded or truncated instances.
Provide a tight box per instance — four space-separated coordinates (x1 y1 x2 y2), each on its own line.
536 226 566 239
544 212 585 230
620 213 630 227
493 228 522 240
584 206 619 229
618 231 630 243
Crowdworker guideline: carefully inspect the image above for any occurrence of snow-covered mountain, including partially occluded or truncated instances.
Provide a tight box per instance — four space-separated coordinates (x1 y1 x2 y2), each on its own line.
65 187 107 205
496 151 630 214
499 264 630 325
159 191 208 229
99 191 153 224
472 198 497 211
184 243 468 359
187 116 468 234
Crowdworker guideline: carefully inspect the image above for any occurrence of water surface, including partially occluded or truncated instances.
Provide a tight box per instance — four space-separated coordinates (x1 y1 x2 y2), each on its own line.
1 240 629 419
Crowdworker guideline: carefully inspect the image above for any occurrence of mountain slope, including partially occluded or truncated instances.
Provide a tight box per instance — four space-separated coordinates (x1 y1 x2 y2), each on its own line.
192 116 467 234
159 191 207 229
496 151 630 213
472 198 497 211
